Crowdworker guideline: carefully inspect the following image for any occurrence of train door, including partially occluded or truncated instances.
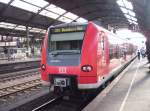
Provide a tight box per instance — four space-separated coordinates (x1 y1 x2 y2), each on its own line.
100 32 105 66
100 31 109 67
98 31 109 75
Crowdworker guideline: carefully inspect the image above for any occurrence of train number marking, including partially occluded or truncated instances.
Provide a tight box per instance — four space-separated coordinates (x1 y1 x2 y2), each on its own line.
59 67 67 73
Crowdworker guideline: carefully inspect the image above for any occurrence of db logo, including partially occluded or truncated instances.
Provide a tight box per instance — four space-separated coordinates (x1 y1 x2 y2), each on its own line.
59 67 67 73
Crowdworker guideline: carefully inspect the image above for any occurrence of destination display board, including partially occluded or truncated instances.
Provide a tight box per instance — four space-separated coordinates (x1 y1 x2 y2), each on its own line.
50 25 87 33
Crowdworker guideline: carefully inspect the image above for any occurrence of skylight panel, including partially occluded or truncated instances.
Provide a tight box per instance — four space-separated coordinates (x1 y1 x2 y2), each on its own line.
17 25 26 29
0 25 14 29
28 27 32 30
117 0 124 7
76 17 88 23
132 21 138 25
117 0 138 25
46 4 66 15
40 10 59 19
41 30 46 33
128 10 136 17
120 7 128 14
125 14 131 19
128 19 133 23
11 0 41 13
0 0 11 4
30 28 38 31
64 12 78 20
0 24 4 27
15 25 26 30
46 4 56 9
131 17 137 22
122 0 133 10
23 0 49 7
0 24 9 28
15 27 26 30
30 28 42 32
58 17 72 23
0 22 16 27
8 0 87 24
0 22 23 30
0 22 46 34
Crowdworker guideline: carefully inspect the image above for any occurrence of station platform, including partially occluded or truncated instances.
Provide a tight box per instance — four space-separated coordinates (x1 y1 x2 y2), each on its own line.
83 58 150 111
0 57 41 65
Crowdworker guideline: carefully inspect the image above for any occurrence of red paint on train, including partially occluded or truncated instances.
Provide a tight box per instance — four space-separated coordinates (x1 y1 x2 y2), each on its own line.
41 22 136 92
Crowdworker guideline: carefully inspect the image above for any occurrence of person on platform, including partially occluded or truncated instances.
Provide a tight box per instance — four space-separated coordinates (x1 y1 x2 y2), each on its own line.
146 40 150 63
3 47 8 55
140 48 145 58
137 50 140 60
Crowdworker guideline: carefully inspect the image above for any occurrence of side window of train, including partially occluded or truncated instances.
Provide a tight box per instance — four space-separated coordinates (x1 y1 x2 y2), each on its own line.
99 31 105 61
100 32 105 51
109 44 113 59
109 44 121 60
99 31 110 66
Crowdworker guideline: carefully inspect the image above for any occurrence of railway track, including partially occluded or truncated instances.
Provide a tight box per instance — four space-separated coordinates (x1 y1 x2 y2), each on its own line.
0 79 42 100
0 68 42 103
32 97 62 111
0 69 40 83
0 60 40 74
32 95 86 111
7 58 136 111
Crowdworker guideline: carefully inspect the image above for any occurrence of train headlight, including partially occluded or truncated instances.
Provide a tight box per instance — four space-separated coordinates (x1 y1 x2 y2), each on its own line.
81 65 93 72
41 64 46 70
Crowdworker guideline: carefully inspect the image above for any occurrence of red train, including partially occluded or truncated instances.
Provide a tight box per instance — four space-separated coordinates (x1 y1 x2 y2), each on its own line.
41 22 135 93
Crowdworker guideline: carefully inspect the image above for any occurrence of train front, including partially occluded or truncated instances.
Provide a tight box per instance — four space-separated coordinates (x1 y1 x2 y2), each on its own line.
41 23 89 93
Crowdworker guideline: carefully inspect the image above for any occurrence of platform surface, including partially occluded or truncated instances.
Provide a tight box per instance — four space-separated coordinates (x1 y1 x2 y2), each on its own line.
0 57 40 65
83 58 150 111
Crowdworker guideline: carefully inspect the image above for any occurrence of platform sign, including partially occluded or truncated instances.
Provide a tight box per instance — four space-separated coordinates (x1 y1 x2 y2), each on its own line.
51 25 86 33
0 42 16 46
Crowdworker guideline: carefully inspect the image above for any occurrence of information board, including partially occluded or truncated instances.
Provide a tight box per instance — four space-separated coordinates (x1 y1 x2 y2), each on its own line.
51 25 86 33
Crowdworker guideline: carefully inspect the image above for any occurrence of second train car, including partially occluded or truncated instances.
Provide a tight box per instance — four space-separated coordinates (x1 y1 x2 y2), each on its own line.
41 22 135 93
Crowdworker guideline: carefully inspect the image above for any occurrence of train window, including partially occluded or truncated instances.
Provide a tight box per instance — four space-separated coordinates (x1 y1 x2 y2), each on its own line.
100 36 105 50
50 32 84 41
49 32 84 52
109 45 114 59
109 44 121 59
54 40 82 50
99 31 105 51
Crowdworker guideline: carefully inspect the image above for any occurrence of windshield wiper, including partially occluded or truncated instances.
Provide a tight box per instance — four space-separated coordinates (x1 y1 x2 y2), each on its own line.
49 50 80 56
49 51 59 57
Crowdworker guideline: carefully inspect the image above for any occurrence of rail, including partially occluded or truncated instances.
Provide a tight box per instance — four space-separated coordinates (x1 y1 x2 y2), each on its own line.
0 79 41 99
0 69 39 82
0 60 40 74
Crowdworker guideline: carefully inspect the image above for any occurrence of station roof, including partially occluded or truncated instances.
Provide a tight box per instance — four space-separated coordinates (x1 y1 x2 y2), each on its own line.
132 0 149 31
0 0 140 38
45 0 129 27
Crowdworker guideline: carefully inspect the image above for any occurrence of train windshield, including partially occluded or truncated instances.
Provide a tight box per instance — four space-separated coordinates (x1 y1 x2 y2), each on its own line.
49 25 86 55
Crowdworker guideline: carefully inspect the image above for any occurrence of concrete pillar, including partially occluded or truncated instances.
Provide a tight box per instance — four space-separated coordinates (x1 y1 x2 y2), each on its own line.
145 0 150 30
2 36 3 42
140 0 150 51
144 31 150 63
26 26 29 56
31 37 35 56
